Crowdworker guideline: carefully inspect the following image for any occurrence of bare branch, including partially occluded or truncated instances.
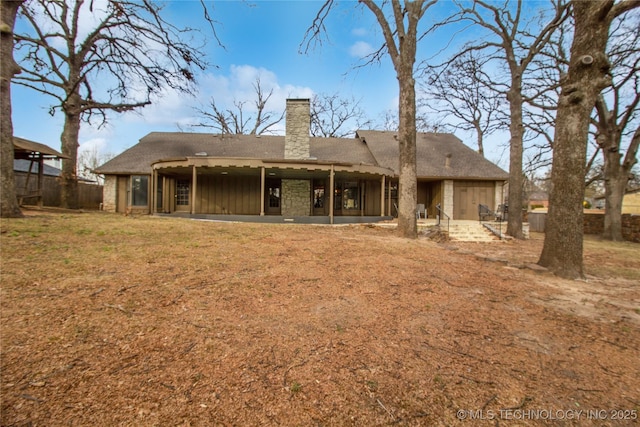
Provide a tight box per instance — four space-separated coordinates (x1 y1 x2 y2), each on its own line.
193 77 284 135
12 0 216 208
299 0 335 54
310 93 372 138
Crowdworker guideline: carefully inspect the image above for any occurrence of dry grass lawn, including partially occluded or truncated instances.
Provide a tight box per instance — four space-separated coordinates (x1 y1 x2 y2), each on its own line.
1 210 639 426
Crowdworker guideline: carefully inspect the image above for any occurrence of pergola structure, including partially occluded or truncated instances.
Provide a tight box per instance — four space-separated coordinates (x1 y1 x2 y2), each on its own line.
13 137 68 207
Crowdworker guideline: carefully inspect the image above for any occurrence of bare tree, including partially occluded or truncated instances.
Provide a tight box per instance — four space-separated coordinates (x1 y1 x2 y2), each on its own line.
453 0 571 239
420 51 506 157
520 17 571 175
377 108 444 133
310 93 372 138
1 0 24 218
539 0 640 279
303 0 438 238
13 0 214 209
592 11 640 241
78 146 113 185
194 78 284 135
519 8 639 240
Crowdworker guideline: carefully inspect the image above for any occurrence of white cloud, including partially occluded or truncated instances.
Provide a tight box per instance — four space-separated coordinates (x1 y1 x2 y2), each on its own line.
349 41 375 59
96 64 315 147
119 85 199 128
197 65 314 114
79 137 108 155
352 28 368 37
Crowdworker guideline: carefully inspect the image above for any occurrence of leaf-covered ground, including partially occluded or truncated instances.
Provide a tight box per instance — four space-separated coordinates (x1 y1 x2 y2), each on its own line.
1 210 639 426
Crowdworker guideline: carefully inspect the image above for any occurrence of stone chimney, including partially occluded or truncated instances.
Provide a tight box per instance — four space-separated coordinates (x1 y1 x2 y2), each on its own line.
284 98 311 160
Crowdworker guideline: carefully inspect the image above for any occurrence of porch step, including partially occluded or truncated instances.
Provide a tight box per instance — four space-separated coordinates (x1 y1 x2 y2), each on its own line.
446 221 501 242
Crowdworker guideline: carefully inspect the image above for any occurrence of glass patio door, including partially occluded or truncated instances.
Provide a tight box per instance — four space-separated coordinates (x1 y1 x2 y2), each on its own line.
175 179 190 212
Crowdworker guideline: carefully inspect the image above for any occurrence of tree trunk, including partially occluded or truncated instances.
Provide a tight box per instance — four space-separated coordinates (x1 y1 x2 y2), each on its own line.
506 85 524 239
474 121 484 158
601 126 639 241
602 149 626 241
0 0 24 218
396 70 418 238
60 93 81 209
539 1 615 279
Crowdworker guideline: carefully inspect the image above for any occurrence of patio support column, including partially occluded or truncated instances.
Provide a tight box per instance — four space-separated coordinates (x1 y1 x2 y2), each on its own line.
260 166 265 216
162 176 169 213
360 180 364 216
329 165 335 225
381 175 386 216
191 165 197 215
151 169 157 214
387 179 392 217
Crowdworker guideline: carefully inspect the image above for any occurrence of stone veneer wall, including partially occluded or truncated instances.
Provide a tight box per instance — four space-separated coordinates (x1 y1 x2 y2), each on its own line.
284 99 310 160
102 175 117 212
281 179 311 217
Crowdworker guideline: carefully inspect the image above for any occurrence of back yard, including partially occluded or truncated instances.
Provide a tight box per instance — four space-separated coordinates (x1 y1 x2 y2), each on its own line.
1 210 639 426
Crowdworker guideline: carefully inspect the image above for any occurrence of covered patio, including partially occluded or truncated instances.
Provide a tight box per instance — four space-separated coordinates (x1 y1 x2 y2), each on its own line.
150 156 395 224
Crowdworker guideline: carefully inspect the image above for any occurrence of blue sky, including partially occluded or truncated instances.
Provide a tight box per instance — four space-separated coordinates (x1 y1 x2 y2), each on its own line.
10 0 509 168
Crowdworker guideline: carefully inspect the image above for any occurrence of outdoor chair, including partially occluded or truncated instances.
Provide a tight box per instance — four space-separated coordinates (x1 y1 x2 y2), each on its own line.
416 203 427 219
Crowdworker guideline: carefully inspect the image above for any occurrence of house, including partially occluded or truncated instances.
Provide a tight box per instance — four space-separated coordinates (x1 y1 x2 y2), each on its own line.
95 99 508 223
527 190 549 210
592 188 640 214
622 188 640 214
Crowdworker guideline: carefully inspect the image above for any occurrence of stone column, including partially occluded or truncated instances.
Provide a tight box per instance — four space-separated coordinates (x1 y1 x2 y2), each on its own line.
102 175 117 212
443 180 454 219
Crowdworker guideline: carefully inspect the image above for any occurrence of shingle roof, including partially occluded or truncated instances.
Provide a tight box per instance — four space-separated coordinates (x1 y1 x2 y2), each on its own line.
94 132 378 174
13 137 67 158
357 130 508 180
95 130 508 180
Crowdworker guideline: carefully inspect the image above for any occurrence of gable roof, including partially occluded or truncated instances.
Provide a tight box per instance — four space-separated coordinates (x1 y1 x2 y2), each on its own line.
95 130 508 181
356 130 508 180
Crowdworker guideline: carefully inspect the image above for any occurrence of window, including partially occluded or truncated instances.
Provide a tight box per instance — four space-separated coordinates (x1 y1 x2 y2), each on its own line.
269 187 280 208
266 179 281 209
313 180 325 208
334 181 361 211
131 175 149 206
342 181 359 210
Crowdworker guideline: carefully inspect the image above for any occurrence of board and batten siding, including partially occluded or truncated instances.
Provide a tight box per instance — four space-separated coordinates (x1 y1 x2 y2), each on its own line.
363 180 382 216
195 175 261 215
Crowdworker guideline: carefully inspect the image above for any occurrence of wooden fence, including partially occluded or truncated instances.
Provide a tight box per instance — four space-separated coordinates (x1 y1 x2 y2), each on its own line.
15 172 103 210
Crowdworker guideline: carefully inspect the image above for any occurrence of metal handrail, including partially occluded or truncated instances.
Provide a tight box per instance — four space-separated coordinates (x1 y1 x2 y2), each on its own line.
435 203 450 233
478 204 503 240
478 204 494 223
